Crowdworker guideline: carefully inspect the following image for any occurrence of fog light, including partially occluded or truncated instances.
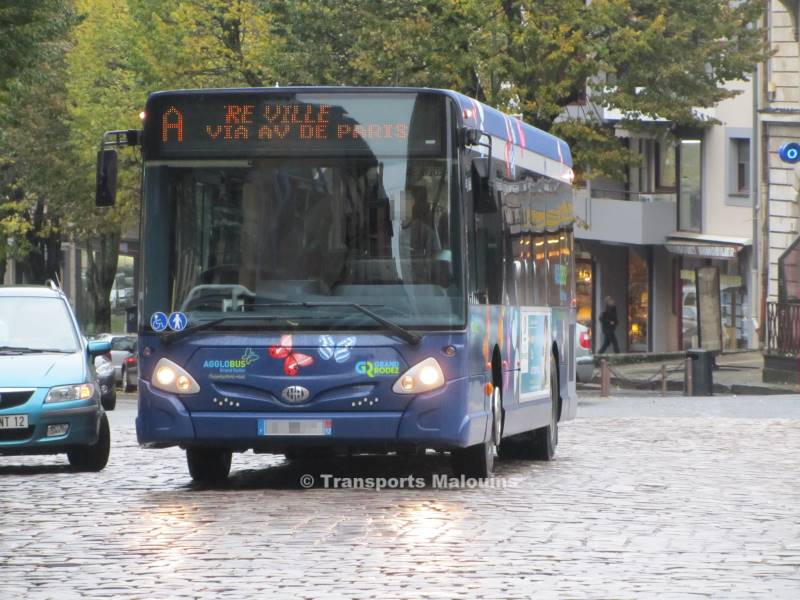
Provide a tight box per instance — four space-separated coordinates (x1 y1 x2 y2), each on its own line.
47 424 69 437
400 375 415 391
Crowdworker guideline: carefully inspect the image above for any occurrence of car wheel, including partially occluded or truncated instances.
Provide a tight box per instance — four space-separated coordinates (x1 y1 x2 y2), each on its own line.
67 413 111 472
123 367 134 393
186 448 232 484
101 389 117 411
530 359 559 461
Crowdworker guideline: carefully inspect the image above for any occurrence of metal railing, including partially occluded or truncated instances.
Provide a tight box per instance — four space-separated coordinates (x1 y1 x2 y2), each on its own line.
589 188 676 203
767 302 800 355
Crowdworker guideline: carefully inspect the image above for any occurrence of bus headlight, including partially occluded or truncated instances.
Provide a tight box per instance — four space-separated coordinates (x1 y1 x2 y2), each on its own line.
152 358 200 394
392 357 445 395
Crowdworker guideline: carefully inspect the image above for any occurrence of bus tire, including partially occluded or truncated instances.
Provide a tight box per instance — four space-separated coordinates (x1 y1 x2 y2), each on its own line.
530 359 559 460
186 448 232 484
451 391 498 478
451 440 494 479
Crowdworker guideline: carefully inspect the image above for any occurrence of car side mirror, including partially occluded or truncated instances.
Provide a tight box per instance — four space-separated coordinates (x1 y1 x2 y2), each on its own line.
96 149 118 207
471 157 497 213
87 340 112 356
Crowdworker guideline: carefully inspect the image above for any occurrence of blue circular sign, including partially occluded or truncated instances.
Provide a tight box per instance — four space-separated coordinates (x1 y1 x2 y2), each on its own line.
778 142 800 164
150 312 168 332
168 312 188 332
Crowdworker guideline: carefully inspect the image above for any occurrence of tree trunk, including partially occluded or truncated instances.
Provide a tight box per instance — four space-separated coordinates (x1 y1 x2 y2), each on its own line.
85 230 120 334
19 198 62 284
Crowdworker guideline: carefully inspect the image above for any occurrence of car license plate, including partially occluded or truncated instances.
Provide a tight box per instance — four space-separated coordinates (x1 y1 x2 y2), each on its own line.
0 414 28 429
258 419 332 436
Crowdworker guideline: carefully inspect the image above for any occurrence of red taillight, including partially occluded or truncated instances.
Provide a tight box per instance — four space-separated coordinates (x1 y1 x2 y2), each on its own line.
125 356 137 365
579 331 591 349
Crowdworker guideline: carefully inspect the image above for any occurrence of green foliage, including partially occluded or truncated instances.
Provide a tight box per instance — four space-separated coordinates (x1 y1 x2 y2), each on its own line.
0 0 72 87
0 0 769 321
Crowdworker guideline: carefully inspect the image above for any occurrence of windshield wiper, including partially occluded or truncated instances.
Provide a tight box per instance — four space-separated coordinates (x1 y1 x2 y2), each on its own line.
0 346 73 354
160 315 289 345
243 302 422 345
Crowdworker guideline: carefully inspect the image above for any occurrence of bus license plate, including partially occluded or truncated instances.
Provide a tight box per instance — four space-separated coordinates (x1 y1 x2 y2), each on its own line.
0 414 28 429
258 419 332 436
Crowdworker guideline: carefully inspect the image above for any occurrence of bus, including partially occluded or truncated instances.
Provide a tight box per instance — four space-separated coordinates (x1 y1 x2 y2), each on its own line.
96 87 577 483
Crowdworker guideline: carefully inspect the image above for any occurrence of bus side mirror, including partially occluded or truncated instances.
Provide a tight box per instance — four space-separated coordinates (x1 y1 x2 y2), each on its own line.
96 149 118 207
472 157 497 213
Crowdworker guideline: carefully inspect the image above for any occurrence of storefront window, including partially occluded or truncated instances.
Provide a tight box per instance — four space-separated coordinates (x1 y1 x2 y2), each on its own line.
680 260 746 351
575 257 593 328
678 140 702 232
628 248 649 351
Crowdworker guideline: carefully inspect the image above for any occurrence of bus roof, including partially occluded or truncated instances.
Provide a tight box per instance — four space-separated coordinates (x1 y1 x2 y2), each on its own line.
146 87 573 168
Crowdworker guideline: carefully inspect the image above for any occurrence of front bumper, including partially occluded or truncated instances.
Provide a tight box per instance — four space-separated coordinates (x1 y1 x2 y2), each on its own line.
136 376 489 451
0 391 102 454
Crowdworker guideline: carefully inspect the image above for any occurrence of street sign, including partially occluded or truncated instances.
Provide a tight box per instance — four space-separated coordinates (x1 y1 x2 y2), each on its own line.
150 312 168 332
778 142 800 164
168 311 188 332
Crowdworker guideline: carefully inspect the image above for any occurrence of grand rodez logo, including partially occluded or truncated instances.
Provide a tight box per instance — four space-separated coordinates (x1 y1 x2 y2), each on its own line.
355 360 401 378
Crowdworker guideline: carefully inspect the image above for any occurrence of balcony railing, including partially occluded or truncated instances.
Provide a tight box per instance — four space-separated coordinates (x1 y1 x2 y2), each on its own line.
767 302 800 355
589 188 676 203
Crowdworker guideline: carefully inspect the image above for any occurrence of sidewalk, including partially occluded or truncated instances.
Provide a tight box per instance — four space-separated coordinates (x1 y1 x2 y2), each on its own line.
578 351 800 396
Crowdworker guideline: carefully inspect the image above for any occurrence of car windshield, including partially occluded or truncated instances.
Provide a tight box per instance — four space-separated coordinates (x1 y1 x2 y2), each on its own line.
111 337 135 352
0 297 79 352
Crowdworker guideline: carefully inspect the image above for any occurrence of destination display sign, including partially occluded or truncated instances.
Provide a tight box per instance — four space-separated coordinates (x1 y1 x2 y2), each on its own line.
143 92 445 159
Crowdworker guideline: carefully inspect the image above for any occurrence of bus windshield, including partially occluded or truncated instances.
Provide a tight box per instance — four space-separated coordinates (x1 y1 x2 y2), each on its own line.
148 153 463 330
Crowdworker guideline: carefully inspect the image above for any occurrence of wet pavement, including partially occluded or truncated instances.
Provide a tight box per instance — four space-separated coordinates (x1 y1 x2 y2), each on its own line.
1 392 799 598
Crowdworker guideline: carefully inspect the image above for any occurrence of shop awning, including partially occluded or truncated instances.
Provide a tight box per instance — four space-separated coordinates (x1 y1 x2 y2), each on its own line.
664 233 750 260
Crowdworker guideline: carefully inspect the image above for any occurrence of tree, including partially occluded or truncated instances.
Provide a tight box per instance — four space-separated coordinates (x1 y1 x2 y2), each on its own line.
0 1 74 285
0 1 70 88
271 0 765 179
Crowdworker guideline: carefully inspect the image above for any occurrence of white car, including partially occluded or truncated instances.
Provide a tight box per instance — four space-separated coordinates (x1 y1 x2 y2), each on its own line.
576 322 594 383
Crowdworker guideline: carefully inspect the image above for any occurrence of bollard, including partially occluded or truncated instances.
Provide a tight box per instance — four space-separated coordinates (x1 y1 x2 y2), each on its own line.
661 364 667 396
684 357 693 396
600 359 609 397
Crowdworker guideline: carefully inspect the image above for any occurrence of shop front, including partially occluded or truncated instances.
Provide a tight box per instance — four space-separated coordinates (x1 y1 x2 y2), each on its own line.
665 235 750 351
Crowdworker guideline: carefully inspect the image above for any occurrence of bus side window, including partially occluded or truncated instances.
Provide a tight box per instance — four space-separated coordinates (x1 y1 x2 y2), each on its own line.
471 210 503 305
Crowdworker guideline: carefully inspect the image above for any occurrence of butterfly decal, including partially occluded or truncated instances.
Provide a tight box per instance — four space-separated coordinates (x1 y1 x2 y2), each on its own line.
242 348 259 366
317 335 356 363
268 334 314 376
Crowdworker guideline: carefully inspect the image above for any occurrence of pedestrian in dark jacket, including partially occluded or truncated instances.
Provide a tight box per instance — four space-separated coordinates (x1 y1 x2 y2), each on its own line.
598 296 620 354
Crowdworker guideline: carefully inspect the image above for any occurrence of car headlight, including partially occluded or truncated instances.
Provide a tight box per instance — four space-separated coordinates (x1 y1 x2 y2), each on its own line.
152 358 200 394
45 383 96 404
392 357 445 394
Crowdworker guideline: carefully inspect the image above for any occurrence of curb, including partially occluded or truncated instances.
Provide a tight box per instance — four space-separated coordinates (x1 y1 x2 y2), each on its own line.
579 376 799 396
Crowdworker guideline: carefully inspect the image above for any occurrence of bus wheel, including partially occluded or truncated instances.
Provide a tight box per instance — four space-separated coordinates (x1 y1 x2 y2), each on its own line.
451 393 498 478
491 386 502 446
451 440 494 479
530 359 559 460
186 448 232 484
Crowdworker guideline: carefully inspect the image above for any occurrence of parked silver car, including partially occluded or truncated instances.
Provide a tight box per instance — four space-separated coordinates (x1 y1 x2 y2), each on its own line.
575 322 594 383
94 334 138 391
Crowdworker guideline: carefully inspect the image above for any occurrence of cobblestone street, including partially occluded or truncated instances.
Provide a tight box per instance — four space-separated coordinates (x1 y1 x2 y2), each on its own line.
2 394 799 599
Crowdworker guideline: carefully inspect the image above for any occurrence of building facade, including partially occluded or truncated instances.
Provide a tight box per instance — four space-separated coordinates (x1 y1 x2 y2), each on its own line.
569 81 758 354
759 0 800 382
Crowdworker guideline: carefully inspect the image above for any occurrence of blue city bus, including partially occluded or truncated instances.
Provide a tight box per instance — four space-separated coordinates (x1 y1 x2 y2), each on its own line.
97 87 577 483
